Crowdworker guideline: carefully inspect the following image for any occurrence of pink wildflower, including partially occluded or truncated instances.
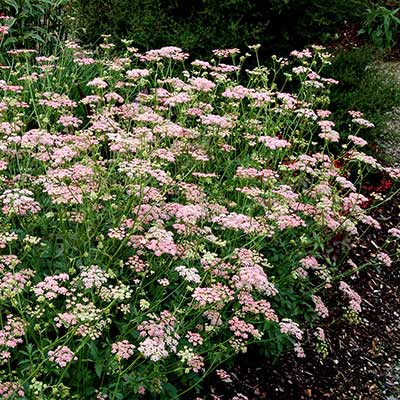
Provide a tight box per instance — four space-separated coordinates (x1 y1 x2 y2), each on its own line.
312 295 329 318
222 85 251 99
294 342 306 358
48 345 77 367
279 319 303 340
0 189 40 216
339 281 362 313
126 69 150 79
259 135 290 149
58 115 82 128
186 332 203 346
232 394 249 400
291 49 312 58
375 252 392 267
228 316 261 339
352 118 374 128
87 78 108 89
111 340 136 360
189 77 216 92
212 48 240 57
348 135 368 147
0 382 24 399
300 256 320 269
200 114 233 129
141 46 189 62
216 369 232 383
388 227 400 238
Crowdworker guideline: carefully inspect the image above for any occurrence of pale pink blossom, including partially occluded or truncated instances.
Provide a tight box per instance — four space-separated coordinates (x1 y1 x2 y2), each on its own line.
375 252 392 267
388 227 400 238
348 135 368 147
48 346 77 367
87 78 108 89
339 281 362 313
312 295 329 318
111 340 136 360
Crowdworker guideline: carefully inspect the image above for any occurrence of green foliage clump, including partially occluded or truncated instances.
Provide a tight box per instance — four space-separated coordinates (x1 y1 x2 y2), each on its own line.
328 46 400 148
358 5 400 51
68 0 175 49
1 0 68 50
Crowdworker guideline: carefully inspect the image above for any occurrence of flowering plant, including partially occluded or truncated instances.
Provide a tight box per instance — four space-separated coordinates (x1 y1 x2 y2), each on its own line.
0 34 398 399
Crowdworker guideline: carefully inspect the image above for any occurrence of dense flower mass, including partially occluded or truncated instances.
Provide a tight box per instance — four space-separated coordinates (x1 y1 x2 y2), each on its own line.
0 34 398 399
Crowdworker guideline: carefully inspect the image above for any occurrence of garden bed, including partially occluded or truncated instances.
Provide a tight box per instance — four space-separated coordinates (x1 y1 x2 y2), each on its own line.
0 18 399 399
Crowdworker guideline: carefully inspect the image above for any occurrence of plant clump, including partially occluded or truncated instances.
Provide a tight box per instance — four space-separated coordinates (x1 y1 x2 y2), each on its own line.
0 22 399 399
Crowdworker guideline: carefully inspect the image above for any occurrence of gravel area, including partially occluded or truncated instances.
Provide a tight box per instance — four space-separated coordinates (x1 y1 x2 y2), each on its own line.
375 62 400 165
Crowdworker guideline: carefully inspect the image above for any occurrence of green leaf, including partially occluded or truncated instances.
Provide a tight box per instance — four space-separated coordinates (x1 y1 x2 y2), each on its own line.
23 32 44 43
4 0 19 13
95 360 103 378
162 383 178 399
3 36 17 46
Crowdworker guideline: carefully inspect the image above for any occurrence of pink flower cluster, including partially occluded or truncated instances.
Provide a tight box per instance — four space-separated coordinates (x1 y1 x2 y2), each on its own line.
235 166 278 182
348 135 368 147
0 315 25 364
192 283 234 307
175 265 201 284
232 265 277 295
339 281 362 313
388 227 400 238
0 269 35 299
48 345 77 367
216 369 232 383
0 189 41 216
137 312 179 362
279 319 303 340
212 212 269 235
259 135 291 150
140 46 189 62
212 48 240 57
0 382 24 399
143 226 177 256
312 295 329 319
38 92 77 108
200 114 233 129
318 120 339 142
228 316 261 339
111 340 136 360
186 331 203 346
33 273 70 300
58 115 82 128
126 68 150 79
375 252 392 267
87 78 108 89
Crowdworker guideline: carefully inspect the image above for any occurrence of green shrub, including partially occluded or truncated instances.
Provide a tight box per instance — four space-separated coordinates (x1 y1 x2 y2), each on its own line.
358 5 400 52
70 0 371 57
1 0 68 50
68 0 175 49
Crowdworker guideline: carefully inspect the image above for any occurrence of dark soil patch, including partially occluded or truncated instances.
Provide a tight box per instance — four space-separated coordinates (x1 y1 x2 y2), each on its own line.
325 21 400 62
